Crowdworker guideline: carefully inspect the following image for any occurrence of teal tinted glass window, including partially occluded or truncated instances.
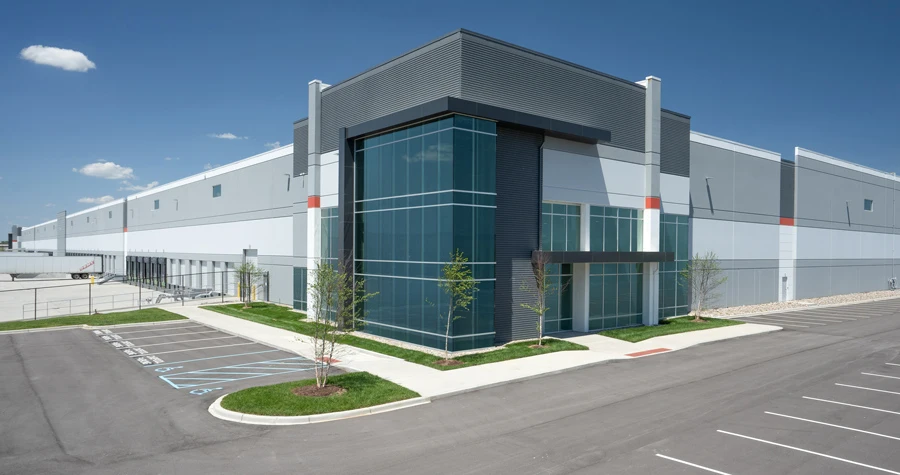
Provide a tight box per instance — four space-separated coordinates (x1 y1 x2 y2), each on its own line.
541 202 581 251
212 184 221 198
353 115 497 351
588 263 643 331
658 213 690 319
589 206 642 252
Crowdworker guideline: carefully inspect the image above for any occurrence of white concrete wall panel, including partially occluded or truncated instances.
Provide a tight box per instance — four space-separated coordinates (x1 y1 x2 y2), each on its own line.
660 173 690 215
127 217 292 256
66 232 125 254
796 227 893 260
542 147 645 209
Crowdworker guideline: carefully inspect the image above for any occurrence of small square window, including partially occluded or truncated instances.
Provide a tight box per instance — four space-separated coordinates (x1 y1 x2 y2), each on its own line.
154 199 160 210
109 211 112 219
864 199 874 212
213 184 222 198
86 216 89 223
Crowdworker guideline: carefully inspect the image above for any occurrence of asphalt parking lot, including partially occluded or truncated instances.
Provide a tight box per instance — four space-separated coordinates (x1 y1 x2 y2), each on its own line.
630 354 900 474
90 320 320 396
735 298 900 330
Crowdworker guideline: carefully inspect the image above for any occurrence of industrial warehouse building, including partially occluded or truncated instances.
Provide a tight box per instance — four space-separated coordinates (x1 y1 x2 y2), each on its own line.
11 30 900 351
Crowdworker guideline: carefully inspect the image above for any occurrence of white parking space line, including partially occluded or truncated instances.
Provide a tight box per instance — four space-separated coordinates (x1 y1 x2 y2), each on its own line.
764 313 856 322
121 330 223 341
108 320 195 330
128 342 257 357
144 349 282 367
131 335 240 348
803 396 900 415
737 317 812 327
862 372 900 381
718 430 900 474
765 411 900 441
836 383 900 396
808 312 871 319
114 325 205 335
654 454 733 474
885 363 900 367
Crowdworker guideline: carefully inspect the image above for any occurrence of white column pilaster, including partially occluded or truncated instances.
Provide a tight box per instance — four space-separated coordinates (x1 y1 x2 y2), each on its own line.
640 75 662 326
572 203 591 332
306 80 324 318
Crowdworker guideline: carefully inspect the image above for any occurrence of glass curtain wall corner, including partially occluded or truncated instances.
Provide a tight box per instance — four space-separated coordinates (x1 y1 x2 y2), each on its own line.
353 115 497 351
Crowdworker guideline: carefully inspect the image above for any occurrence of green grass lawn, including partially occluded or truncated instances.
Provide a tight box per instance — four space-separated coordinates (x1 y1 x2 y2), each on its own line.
0 308 185 332
597 316 743 343
203 303 587 370
219 371 420 416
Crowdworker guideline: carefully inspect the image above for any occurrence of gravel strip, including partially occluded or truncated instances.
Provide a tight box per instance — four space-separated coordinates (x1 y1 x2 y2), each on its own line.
701 290 900 318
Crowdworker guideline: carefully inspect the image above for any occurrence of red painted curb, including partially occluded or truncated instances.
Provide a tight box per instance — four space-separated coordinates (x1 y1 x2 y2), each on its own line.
626 347 671 358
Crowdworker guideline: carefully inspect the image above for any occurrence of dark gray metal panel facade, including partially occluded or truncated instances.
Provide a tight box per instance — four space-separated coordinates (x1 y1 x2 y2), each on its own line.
293 120 308 177
780 160 796 219
494 126 543 344
319 36 463 152
459 35 646 152
660 111 690 177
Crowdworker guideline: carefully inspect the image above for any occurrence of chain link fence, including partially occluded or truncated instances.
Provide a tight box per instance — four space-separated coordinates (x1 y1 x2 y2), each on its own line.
3 269 269 321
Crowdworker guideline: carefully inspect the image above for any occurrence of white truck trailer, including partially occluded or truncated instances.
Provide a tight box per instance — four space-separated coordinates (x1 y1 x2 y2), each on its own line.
0 254 103 279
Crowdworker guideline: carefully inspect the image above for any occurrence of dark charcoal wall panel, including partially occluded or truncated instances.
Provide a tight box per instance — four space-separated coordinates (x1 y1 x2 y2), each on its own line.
319 38 463 152
293 121 308 177
495 126 543 344
780 161 796 218
660 112 690 177
459 37 645 152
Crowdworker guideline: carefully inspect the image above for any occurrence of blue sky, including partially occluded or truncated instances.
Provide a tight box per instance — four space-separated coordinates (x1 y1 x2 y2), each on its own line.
1 0 897 229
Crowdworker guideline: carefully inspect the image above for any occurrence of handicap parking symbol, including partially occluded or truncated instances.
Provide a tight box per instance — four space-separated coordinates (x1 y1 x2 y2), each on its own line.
189 387 223 396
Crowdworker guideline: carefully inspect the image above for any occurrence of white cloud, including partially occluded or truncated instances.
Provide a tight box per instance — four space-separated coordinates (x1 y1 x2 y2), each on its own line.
203 163 223 171
78 196 114 204
20 45 96 72
264 141 281 150
164 156 179 161
209 133 247 140
73 160 135 180
45 203 55 207
119 180 159 192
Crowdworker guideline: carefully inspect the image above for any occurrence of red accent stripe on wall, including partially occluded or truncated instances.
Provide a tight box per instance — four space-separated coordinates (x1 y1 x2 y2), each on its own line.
644 197 661 209
308 196 321 209
779 217 794 226
123 227 128 232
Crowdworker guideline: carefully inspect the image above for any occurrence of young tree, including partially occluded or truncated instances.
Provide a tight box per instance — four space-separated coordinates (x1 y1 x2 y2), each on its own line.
236 262 263 308
680 251 728 322
307 258 376 389
519 252 567 346
436 250 478 362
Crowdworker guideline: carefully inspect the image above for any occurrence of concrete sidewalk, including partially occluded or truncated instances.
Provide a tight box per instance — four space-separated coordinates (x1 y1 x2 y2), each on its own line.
168 306 780 398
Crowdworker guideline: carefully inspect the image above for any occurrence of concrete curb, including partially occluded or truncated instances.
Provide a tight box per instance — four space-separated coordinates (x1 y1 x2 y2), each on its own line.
715 294 900 321
208 394 431 426
428 325 783 401
0 317 191 335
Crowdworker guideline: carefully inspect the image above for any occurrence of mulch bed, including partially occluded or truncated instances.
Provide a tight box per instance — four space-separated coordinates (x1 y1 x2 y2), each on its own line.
292 385 347 397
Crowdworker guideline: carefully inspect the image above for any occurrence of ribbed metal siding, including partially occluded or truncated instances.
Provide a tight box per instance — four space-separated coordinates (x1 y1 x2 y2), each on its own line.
459 38 645 152
495 126 543 344
780 160 796 219
319 38 463 152
660 113 691 177
293 122 308 177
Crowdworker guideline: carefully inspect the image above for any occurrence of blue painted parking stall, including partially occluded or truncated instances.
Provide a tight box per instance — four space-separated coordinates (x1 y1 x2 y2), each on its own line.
89 320 322 395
